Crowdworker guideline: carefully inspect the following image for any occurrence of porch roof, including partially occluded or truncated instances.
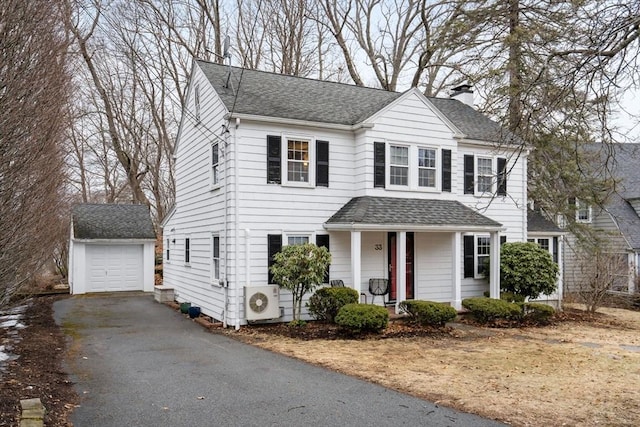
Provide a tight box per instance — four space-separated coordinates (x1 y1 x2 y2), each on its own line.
324 196 503 232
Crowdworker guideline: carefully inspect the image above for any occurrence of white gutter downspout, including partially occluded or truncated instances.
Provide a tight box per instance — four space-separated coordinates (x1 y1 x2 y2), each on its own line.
234 117 241 330
222 123 230 328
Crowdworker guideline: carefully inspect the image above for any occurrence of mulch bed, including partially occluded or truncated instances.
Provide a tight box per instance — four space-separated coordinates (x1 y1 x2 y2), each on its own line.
0 295 76 427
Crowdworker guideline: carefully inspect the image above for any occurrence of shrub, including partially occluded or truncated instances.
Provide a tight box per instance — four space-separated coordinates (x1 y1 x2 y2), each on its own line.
399 300 457 327
483 291 525 303
335 303 389 334
520 302 555 324
462 297 522 324
499 242 559 300
307 287 359 322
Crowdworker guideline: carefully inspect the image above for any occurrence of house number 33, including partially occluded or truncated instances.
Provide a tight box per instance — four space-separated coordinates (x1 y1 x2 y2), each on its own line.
374 244 383 251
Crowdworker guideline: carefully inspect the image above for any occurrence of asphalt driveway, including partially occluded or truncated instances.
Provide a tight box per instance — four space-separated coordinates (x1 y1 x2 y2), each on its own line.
54 294 503 426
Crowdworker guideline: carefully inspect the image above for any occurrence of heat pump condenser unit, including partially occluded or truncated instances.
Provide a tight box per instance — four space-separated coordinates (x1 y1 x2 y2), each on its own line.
245 285 280 321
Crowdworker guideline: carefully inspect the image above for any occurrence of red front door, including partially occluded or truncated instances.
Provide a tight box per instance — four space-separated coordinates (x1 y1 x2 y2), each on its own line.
388 232 414 301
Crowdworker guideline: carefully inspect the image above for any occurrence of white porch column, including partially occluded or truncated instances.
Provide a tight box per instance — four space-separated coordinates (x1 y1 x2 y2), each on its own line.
489 231 500 299
350 231 362 300
557 236 564 309
452 232 462 310
396 231 407 313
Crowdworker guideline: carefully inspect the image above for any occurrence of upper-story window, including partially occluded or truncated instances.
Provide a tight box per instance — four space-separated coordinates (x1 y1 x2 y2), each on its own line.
390 145 409 186
266 135 329 187
464 154 507 197
287 139 309 183
380 143 446 191
418 148 436 188
211 142 219 187
575 200 592 223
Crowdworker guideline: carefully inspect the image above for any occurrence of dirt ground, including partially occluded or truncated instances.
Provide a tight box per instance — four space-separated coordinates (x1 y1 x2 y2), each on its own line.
225 305 640 427
2 297 640 426
0 295 76 426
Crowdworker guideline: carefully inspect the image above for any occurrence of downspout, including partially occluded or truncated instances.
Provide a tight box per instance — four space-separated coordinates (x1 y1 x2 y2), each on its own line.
234 117 241 330
222 124 230 328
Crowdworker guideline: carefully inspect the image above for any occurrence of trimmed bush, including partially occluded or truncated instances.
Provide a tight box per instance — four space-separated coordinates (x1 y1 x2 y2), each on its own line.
335 303 389 334
483 291 526 303
307 287 359 322
462 297 522 324
520 302 555 324
399 300 457 327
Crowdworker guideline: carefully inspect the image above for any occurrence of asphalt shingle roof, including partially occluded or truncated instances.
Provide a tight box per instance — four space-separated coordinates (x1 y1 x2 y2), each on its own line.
72 204 156 240
527 209 563 233
325 196 502 228
197 60 514 142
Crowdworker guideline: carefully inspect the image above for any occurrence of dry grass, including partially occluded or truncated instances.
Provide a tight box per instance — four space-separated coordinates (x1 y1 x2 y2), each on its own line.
230 305 640 426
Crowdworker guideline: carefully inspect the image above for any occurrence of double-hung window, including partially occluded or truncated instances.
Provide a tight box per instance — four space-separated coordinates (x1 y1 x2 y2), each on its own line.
211 143 219 187
418 148 437 188
476 236 490 277
576 200 592 223
166 238 170 261
194 83 200 124
477 158 493 193
389 145 409 186
212 235 220 282
287 139 310 183
185 237 190 264
287 235 309 246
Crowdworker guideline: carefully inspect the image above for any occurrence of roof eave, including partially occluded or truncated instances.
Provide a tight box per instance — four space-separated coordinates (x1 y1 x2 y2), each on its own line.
323 223 504 232
527 230 566 237
71 238 156 243
226 112 375 131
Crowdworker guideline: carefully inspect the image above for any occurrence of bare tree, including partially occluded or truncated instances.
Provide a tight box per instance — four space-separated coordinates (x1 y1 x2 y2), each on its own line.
0 0 71 306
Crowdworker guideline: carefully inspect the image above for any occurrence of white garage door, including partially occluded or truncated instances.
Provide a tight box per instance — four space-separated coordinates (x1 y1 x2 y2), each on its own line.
86 244 144 292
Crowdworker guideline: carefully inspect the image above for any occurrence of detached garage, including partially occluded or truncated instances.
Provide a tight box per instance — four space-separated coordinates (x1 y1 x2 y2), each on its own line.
69 204 156 294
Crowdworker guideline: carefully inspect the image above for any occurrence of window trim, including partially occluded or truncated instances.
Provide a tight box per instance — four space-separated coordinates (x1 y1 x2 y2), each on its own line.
285 234 311 246
575 200 592 223
385 143 442 192
475 156 494 195
281 134 316 188
210 142 220 190
211 234 220 284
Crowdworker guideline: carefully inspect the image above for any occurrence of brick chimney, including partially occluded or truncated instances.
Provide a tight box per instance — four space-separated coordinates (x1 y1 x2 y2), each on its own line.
450 84 474 108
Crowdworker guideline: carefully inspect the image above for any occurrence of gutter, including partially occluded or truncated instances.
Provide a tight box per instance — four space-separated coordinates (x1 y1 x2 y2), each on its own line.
224 112 374 132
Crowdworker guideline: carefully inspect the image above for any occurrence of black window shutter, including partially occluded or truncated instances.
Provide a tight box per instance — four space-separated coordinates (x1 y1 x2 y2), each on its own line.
267 234 282 284
374 142 385 188
463 235 474 278
316 234 330 283
497 157 507 196
442 149 452 192
464 155 474 194
553 236 558 263
267 135 281 184
500 235 507 245
316 140 329 187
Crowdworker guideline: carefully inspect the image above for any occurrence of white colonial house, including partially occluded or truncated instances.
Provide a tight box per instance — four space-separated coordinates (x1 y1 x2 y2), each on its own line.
162 59 538 327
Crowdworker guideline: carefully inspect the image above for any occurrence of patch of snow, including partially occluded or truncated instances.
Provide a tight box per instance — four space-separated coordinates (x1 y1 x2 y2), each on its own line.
0 319 20 329
0 304 29 316
0 314 21 322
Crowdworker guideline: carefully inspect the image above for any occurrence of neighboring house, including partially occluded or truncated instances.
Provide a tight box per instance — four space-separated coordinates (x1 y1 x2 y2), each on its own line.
563 143 640 295
527 208 565 307
69 204 156 294
162 59 533 327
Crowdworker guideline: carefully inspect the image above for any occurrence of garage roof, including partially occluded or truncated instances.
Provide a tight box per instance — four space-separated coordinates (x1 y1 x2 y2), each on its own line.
72 204 156 240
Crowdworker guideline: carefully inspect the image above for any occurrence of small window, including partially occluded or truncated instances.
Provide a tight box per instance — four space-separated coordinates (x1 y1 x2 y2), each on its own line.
194 83 200 123
212 235 220 281
389 145 409 186
185 238 190 264
477 158 493 193
537 238 550 252
287 235 309 246
576 200 592 223
166 238 170 261
476 236 490 277
287 139 309 182
211 143 219 187
418 148 436 188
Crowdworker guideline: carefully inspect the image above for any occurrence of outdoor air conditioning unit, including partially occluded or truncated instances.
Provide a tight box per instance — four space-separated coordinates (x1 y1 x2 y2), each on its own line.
245 285 280 321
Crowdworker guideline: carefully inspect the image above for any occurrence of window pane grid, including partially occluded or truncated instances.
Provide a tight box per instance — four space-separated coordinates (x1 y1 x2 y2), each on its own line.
288 236 309 246
477 158 493 193
418 148 436 188
476 236 490 275
390 146 409 186
287 139 309 182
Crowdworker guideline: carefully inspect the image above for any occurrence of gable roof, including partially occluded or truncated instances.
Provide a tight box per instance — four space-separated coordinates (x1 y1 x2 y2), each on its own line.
606 194 640 250
527 209 563 234
72 204 156 240
608 143 640 200
325 196 502 231
196 60 514 143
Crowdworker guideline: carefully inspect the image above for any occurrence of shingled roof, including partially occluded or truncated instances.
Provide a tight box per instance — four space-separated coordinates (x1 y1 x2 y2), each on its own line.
196 60 514 143
72 204 156 240
527 209 563 234
325 196 502 230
